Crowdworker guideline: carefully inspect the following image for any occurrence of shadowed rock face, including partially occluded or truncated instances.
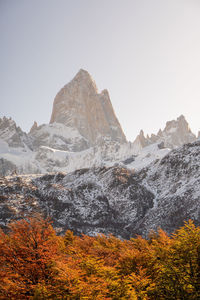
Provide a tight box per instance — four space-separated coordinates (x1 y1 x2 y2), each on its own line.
1 140 200 238
50 69 126 145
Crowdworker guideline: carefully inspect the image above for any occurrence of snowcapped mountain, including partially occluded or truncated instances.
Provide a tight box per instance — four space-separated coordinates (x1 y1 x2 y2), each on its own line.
0 69 198 177
50 69 126 145
0 69 200 238
133 115 196 152
1 139 200 238
0 117 170 176
0 117 32 150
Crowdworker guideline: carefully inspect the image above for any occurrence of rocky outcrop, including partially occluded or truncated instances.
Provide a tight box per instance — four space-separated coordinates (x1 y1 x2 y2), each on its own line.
131 130 151 153
50 69 126 145
29 121 38 134
160 115 196 148
133 115 196 151
0 117 32 149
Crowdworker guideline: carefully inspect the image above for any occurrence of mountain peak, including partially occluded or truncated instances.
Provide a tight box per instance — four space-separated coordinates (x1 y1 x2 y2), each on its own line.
0 116 31 149
139 129 144 136
177 114 186 121
49 70 126 145
29 121 38 134
164 115 193 136
132 115 196 151
76 68 90 77
72 69 97 91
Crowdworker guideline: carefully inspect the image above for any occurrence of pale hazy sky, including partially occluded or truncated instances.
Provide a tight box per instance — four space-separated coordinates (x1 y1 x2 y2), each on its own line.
1 0 200 141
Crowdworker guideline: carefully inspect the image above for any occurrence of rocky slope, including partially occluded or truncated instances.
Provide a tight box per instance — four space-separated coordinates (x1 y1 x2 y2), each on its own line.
1 140 200 238
133 139 200 236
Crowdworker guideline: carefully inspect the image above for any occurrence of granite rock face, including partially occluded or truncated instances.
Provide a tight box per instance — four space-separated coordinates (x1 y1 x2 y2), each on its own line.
50 69 126 145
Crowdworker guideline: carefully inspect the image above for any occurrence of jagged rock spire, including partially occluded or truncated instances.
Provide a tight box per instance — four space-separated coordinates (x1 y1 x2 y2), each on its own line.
0 116 31 149
29 121 38 133
50 69 126 145
132 115 196 151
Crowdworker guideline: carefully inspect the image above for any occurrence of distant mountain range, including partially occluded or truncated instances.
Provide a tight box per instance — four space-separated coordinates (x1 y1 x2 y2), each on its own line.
0 69 200 238
0 69 198 176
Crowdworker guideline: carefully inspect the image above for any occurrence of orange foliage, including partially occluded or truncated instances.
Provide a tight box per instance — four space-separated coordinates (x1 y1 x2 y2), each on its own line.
0 217 200 299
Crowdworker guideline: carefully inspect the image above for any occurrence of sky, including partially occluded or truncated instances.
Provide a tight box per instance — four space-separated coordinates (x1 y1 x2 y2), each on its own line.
1 0 200 141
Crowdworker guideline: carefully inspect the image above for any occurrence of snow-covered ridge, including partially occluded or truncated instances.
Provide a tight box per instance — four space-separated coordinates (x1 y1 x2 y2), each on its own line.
0 140 200 238
0 112 195 176
0 122 170 176
30 122 89 151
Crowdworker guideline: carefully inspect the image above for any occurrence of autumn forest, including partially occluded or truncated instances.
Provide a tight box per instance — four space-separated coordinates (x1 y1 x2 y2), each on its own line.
0 217 200 299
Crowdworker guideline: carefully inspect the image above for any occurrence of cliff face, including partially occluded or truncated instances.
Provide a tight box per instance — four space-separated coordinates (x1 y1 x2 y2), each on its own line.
50 69 126 145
